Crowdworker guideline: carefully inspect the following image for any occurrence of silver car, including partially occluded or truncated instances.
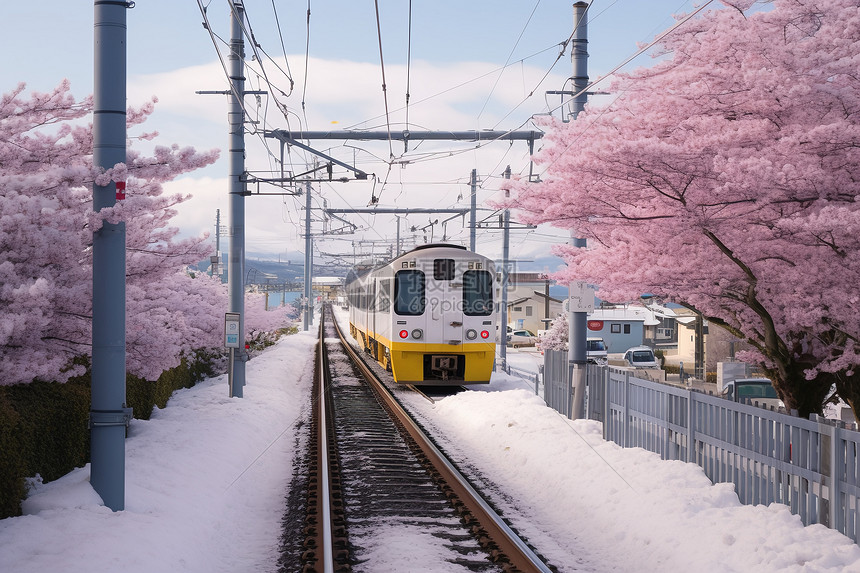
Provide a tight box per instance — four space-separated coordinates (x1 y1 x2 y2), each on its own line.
623 346 659 368
507 329 538 348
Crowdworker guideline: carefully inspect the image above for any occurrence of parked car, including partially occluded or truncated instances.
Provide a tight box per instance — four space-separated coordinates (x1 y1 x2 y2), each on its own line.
622 346 659 368
722 378 783 409
507 329 538 348
586 338 608 365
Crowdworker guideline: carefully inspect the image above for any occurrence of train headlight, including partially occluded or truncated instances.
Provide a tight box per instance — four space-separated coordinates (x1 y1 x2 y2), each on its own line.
411 329 423 340
399 330 409 339
480 330 490 339
465 329 478 340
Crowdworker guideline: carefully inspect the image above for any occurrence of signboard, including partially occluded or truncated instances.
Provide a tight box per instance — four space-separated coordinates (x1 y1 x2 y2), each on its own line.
569 281 596 313
224 312 240 348
587 320 604 331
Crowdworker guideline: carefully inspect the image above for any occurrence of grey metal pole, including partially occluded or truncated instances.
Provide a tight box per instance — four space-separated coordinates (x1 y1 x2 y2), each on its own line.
303 180 312 331
396 215 401 257
499 166 511 372
211 209 221 277
695 313 704 379
91 0 132 512
227 1 246 397
568 1 589 419
310 233 315 321
470 169 477 252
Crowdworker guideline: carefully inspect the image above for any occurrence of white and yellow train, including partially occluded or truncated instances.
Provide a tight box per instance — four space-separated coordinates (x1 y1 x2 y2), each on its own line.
345 244 496 385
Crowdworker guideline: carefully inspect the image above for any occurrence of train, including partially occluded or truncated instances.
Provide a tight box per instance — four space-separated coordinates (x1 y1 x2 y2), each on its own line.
345 244 497 385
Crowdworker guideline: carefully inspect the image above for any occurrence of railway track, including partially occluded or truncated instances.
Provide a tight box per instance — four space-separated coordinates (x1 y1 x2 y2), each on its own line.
279 305 554 572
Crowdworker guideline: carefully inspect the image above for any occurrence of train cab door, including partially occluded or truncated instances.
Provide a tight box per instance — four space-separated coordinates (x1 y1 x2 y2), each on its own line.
434 258 462 345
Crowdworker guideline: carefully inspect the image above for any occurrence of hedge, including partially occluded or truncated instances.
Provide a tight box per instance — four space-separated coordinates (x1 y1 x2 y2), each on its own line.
0 350 219 519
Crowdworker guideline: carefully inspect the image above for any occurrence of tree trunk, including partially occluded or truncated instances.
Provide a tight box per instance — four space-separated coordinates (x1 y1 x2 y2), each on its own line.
834 371 860 425
763 360 832 419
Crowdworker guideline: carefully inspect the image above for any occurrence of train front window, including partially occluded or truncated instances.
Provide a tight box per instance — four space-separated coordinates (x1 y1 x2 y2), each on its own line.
463 270 493 316
434 259 456 281
394 270 426 316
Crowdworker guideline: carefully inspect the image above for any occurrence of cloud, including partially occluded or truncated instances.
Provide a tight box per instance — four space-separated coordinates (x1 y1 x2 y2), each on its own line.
130 55 569 264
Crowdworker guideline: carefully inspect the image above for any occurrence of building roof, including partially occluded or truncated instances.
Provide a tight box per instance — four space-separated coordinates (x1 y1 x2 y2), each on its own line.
506 291 564 308
532 290 564 303
589 306 648 323
509 272 550 284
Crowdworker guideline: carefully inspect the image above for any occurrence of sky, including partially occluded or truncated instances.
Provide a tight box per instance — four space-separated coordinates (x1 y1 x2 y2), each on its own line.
3 0 720 270
2 308 860 572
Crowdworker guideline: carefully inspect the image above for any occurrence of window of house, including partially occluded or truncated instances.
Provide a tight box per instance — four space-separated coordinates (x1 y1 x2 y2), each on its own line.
514 306 523 312
623 324 631 334
526 306 533 317
611 324 621 334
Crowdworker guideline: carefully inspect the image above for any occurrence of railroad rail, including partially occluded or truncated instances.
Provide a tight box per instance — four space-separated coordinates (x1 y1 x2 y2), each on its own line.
281 304 555 572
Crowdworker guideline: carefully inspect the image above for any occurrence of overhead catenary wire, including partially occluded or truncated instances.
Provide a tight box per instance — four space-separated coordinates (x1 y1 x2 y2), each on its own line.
489 1 592 130
373 0 395 160
340 0 715 174
301 0 311 122
405 0 413 132
203 1 718 260
269 0 295 94
477 0 542 124
537 0 716 177
197 1 297 176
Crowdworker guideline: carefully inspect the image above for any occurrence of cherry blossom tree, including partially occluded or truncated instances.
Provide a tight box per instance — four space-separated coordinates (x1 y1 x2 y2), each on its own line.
0 82 291 385
539 313 568 352
511 0 860 418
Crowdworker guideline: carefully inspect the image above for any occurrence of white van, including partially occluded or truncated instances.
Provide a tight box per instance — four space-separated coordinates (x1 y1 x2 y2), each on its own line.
722 378 783 409
586 338 608 365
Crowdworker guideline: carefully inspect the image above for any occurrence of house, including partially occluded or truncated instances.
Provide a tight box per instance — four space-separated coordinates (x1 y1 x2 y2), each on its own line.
585 305 650 354
507 292 565 334
500 273 563 334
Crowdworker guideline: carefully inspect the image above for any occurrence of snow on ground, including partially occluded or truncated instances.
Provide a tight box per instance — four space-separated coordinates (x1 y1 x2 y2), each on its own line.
1 318 860 572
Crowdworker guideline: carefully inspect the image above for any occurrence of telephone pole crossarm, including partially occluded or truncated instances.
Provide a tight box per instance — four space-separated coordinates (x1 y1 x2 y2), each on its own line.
266 131 369 180
324 208 470 215
267 129 543 143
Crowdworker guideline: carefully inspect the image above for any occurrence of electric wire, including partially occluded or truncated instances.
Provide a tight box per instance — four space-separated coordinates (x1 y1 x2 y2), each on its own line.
538 0 716 176
477 0 541 123
489 1 591 130
405 0 413 131
340 1 712 175
269 0 295 92
373 0 395 160
301 0 311 120
204 1 716 260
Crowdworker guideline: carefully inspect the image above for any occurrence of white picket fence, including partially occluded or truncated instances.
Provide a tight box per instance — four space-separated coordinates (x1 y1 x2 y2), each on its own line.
541 349 860 544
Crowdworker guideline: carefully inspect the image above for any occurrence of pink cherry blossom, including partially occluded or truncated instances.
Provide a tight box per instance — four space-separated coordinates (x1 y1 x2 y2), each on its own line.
0 82 292 385
510 0 860 418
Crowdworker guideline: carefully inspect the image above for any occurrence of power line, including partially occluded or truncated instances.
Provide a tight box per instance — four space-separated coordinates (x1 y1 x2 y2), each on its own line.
373 0 395 159
478 0 542 122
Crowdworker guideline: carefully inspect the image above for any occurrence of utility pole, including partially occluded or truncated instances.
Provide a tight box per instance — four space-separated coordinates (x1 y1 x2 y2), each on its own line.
470 168 477 251
499 166 512 372
303 179 312 331
568 1 590 420
695 313 704 380
90 0 133 512
210 209 221 278
227 1 247 397
395 215 401 256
